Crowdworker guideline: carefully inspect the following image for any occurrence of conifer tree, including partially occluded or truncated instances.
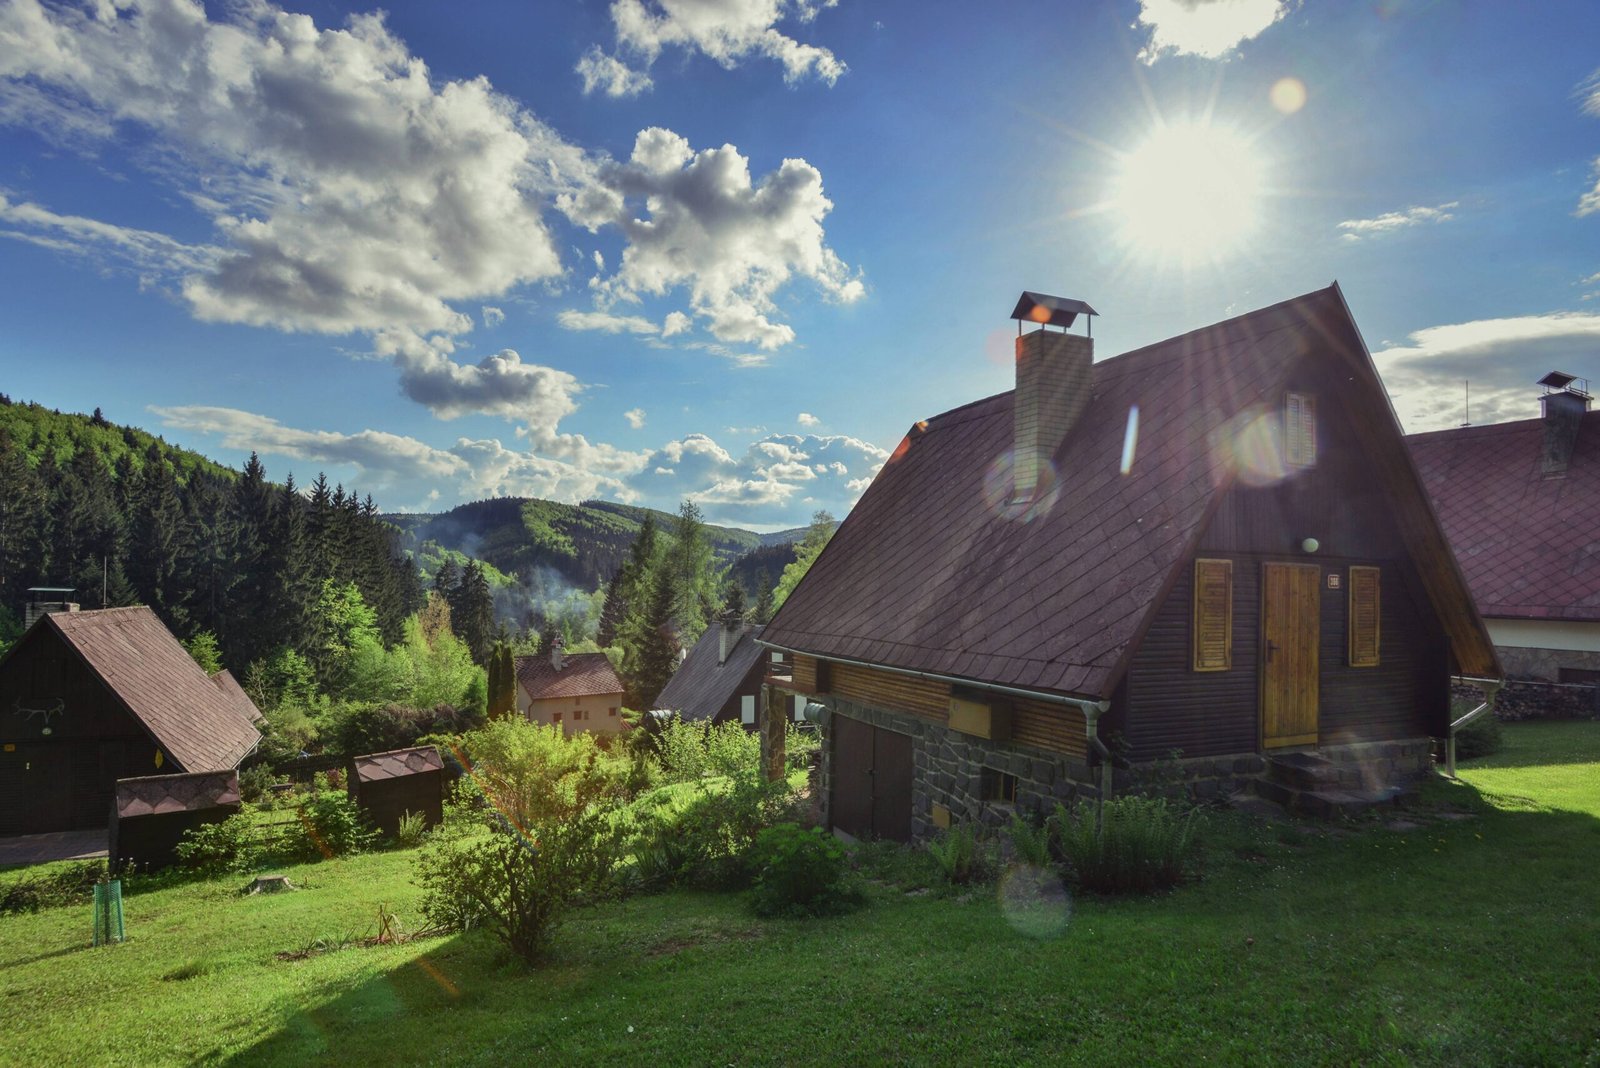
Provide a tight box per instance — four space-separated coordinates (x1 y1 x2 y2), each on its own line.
753 569 775 624
630 565 681 710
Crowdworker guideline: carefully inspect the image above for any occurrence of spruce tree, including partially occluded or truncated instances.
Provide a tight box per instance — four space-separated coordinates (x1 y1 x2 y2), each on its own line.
753 569 775 624
631 565 681 710
595 563 631 648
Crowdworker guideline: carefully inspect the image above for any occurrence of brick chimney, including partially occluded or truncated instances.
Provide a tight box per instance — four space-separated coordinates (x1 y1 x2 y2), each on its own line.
719 610 744 665
1539 371 1591 477
549 634 565 672
1010 292 1097 501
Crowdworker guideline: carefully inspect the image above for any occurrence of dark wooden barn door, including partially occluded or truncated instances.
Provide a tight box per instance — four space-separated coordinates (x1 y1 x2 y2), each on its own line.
0 743 74 836
1261 563 1320 749
830 717 913 843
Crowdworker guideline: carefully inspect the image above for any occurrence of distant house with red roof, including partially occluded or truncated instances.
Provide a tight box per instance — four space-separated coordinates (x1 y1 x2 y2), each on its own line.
0 605 262 837
515 639 627 736
1408 373 1600 683
761 286 1500 839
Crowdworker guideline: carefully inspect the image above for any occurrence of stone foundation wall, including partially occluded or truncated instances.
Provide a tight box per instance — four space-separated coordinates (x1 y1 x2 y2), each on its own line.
1110 752 1266 803
1495 645 1600 682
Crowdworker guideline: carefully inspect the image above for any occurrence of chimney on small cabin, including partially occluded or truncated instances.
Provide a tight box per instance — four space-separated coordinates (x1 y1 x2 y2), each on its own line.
1010 291 1097 501
1538 370 1591 477
24 587 79 630
549 634 565 672
718 610 743 665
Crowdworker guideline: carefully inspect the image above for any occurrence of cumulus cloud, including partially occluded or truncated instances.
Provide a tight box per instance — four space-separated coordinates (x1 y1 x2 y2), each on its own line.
797 411 820 426
581 0 844 96
370 330 582 425
482 305 505 327
624 408 647 429
1134 0 1288 63
1373 312 1600 430
563 127 863 350
1338 201 1459 241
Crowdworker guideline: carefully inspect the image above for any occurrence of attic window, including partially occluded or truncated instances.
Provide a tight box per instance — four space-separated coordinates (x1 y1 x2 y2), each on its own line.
1285 392 1317 467
1348 566 1380 668
1192 558 1233 672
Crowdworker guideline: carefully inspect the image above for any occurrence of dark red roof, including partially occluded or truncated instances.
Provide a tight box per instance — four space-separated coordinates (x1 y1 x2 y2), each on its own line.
763 285 1500 697
655 624 765 718
351 745 444 783
38 607 262 771
1408 411 1600 621
515 652 626 701
115 769 239 819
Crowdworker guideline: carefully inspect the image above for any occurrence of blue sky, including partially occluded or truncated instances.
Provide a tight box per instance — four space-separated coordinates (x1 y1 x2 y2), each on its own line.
2 0 1598 530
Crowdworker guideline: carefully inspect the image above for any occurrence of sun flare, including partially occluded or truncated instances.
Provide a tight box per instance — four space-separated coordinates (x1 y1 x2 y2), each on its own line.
1111 121 1265 262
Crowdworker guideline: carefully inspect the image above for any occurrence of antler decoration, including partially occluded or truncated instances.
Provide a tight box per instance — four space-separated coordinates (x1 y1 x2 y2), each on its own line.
13 697 66 725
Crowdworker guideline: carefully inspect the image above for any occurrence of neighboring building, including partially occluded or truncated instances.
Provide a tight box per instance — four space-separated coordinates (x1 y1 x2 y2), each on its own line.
0 606 263 837
655 616 773 728
110 769 241 870
1409 373 1600 683
347 746 445 838
515 638 627 736
761 286 1500 841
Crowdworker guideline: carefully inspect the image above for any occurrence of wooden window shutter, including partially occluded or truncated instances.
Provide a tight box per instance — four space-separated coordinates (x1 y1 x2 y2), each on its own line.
1192 558 1233 672
1285 392 1317 467
1348 566 1381 667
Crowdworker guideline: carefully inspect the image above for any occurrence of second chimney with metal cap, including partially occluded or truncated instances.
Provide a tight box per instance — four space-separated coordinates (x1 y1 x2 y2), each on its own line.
1539 370 1591 477
1011 291 1097 501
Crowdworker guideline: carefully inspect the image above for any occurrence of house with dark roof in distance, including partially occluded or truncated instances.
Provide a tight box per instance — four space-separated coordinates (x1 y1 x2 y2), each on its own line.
1409 372 1600 688
760 286 1501 841
655 615 776 729
515 638 627 736
0 605 262 837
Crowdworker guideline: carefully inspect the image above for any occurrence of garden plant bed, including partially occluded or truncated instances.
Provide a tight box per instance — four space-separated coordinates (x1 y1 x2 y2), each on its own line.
1 721 1596 1065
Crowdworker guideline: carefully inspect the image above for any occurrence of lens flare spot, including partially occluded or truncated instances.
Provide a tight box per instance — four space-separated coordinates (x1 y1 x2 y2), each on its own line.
1270 77 1307 115
981 450 1061 523
1212 408 1289 488
998 864 1072 939
1120 404 1140 475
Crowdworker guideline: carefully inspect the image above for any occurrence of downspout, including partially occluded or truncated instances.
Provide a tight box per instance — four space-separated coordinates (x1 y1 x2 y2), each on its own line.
1446 675 1503 779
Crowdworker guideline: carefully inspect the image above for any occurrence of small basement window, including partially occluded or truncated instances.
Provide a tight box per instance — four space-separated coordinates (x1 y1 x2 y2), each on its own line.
980 767 1018 804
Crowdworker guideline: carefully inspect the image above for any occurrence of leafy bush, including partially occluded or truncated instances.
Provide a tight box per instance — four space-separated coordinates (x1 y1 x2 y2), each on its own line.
927 823 997 886
395 810 429 848
1455 713 1504 760
0 860 106 915
747 823 865 919
296 794 376 858
785 722 820 770
1005 813 1052 867
237 763 279 804
628 773 796 890
176 812 261 874
458 717 635 829
1049 795 1203 894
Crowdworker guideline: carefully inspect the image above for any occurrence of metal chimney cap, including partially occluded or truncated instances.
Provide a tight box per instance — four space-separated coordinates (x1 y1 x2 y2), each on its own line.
1011 291 1098 329
1539 370 1590 397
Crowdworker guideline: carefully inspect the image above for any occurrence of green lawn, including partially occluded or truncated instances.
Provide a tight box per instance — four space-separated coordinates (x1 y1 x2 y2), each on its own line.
3 725 1598 1066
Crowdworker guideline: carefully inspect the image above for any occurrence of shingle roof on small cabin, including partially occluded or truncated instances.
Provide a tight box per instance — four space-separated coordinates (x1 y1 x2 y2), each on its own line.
515 652 626 701
351 745 445 783
762 284 1499 698
1408 410 1600 622
6 606 263 771
115 769 240 819
655 624 765 719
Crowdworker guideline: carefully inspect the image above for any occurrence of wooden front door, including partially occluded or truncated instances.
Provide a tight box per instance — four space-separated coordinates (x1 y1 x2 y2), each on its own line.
1261 562 1320 748
829 717 913 843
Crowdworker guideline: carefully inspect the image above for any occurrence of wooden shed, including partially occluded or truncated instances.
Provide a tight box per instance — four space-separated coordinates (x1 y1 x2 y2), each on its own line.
0 607 262 837
110 770 241 871
347 746 445 838
761 285 1501 838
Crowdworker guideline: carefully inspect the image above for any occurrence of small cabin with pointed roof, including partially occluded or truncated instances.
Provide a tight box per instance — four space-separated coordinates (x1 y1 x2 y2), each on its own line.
111 769 242 870
347 746 445 838
0 606 262 837
761 285 1500 840
655 617 769 729
515 638 627 736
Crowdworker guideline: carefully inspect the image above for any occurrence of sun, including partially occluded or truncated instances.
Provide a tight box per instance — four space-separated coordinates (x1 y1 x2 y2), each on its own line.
1110 121 1265 262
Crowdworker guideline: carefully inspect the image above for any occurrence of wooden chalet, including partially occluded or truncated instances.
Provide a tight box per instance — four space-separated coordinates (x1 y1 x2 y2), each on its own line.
760 286 1500 840
0 606 262 837
654 617 771 728
1409 373 1600 686
515 639 627 736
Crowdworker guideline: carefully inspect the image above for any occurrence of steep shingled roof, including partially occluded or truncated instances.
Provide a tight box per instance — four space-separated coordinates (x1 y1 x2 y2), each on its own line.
1409 410 1600 621
762 285 1499 697
515 652 626 701
24 607 262 771
656 624 765 719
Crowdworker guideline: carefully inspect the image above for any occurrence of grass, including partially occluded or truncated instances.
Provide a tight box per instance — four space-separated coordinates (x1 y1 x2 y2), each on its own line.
2 724 1599 1065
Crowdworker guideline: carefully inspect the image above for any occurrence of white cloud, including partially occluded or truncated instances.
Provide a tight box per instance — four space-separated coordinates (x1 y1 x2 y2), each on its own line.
482 305 505 327
1135 0 1288 63
556 309 661 335
371 330 582 425
588 0 845 94
1374 312 1600 430
624 407 647 429
0 192 218 275
575 45 653 98
1574 71 1600 215
797 411 819 426
563 126 863 350
1338 201 1459 241
661 310 692 337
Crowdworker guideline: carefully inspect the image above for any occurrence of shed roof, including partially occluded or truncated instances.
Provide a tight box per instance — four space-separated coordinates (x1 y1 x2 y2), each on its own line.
115 769 240 819
351 745 444 783
763 284 1499 696
11 607 262 771
655 624 765 720
515 652 626 701
1408 410 1600 621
